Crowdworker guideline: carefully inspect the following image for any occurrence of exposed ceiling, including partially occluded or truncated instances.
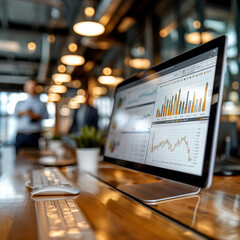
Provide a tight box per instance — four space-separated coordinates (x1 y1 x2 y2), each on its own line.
0 0 157 92
0 0 232 92
0 0 79 89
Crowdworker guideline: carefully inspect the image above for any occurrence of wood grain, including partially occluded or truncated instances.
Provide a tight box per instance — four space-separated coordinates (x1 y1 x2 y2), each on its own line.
0 152 206 240
97 162 240 240
1 151 239 239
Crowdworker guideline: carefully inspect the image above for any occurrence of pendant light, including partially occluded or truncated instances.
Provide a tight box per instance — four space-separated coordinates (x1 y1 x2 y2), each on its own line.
73 3 105 37
49 85 67 94
185 32 213 45
128 45 151 70
61 55 85 66
98 67 123 86
52 73 71 84
60 42 85 66
73 21 105 37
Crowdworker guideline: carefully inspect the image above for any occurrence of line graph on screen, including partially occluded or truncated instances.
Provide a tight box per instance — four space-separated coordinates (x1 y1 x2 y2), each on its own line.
151 133 192 161
146 122 207 174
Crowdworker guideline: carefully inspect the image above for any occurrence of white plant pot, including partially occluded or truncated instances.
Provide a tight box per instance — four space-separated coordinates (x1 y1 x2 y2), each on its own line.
76 148 100 174
48 140 62 152
48 140 65 159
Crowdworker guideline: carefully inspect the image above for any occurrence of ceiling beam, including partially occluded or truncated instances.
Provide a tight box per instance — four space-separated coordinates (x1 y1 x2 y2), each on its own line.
0 83 23 92
21 0 65 10
0 22 70 35
0 56 41 63
0 60 39 69
0 75 30 84
37 34 51 83
0 0 9 28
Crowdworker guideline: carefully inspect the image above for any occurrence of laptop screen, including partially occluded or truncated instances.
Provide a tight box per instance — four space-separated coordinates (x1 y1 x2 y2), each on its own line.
105 48 218 177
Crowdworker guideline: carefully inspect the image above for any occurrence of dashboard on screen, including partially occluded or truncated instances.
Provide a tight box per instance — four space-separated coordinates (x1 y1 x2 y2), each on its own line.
105 48 218 177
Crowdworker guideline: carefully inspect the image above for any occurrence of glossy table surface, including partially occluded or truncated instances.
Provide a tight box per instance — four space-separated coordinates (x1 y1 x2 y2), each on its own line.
0 150 239 240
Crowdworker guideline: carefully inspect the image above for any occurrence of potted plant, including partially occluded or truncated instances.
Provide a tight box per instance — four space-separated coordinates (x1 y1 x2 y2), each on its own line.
70 126 106 174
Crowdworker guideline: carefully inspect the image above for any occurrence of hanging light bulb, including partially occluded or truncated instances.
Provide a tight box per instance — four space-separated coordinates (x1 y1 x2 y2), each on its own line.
128 58 151 69
92 86 107 97
61 55 85 66
72 80 81 88
128 45 151 69
52 73 71 84
103 67 112 75
98 66 123 86
68 43 78 52
73 3 105 37
57 64 66 73
185 32 213 45
73 21 105 37
49 85 67 94
28 42 36 51
48 93 61 102
77 89 85 96
193 20 201 29
48 34 56 43
84 7 95 17
98 76 123 86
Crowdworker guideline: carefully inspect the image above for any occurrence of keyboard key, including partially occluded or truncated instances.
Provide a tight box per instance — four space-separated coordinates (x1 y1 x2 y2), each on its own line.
35 199 95 240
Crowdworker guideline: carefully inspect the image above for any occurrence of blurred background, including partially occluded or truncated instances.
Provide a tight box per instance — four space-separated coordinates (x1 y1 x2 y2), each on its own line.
0 0 239 149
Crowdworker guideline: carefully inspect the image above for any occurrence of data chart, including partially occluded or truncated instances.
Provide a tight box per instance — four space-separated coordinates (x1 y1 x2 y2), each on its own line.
125 104 154 132
146 121 208 175
126 81 159 108
153 67 215 122
105 133 149 164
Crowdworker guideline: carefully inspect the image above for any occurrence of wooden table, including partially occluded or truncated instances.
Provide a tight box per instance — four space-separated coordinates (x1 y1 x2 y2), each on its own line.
0 151 239 240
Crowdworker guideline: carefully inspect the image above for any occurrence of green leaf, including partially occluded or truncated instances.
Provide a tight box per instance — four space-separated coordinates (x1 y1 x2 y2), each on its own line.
69 125 106 149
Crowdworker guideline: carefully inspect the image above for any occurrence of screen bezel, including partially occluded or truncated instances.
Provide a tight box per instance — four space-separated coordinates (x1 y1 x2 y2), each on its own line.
104 35 227 188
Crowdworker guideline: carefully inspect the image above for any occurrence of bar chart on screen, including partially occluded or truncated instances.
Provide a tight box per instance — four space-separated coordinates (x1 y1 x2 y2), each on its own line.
153 67 215 122
146 122 208 175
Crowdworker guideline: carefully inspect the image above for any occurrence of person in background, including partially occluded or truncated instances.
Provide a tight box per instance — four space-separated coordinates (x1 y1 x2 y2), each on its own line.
69 90 98 133
14 79 48 153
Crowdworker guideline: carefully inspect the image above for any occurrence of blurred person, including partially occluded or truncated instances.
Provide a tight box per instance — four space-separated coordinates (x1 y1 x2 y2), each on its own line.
14 79 48 153
69 90 98 133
